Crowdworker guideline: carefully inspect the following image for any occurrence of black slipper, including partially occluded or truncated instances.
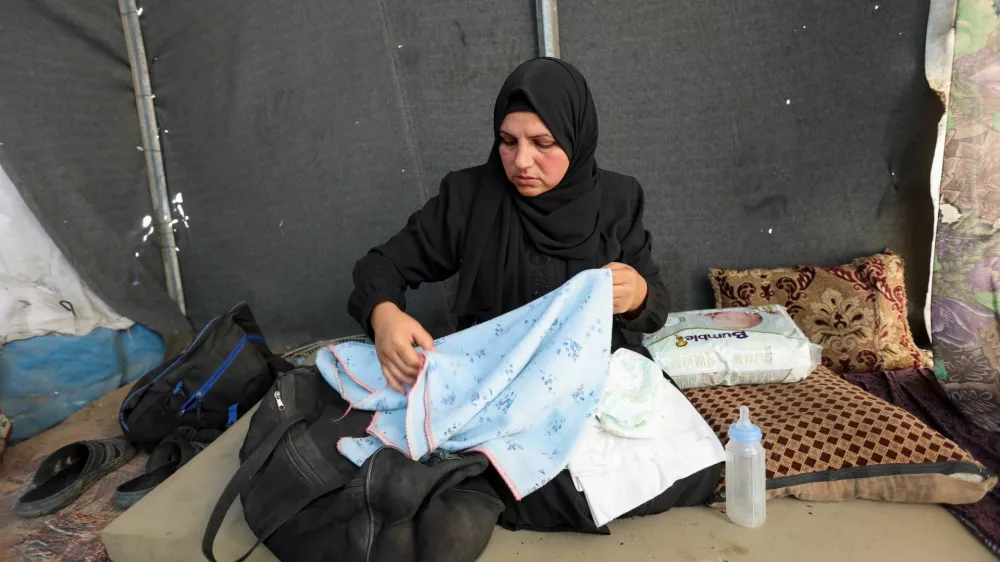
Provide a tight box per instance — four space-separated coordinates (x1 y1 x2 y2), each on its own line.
15 437 136 518
114 427 220 509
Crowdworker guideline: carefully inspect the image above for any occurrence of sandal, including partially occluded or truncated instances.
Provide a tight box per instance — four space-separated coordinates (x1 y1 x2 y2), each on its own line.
15 437 136 518
114 427 221 509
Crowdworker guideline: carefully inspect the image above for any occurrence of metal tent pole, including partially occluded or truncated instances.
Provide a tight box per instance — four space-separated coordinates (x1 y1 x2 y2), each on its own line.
119 0 186 315
536 0 560 58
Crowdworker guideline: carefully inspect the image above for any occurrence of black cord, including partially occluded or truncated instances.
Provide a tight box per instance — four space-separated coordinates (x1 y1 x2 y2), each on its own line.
59 300 76 317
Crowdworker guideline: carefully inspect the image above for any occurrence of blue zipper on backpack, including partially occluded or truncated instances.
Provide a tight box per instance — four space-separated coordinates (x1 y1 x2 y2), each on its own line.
119 302 255 430
177 334 265 414
178 334 248 414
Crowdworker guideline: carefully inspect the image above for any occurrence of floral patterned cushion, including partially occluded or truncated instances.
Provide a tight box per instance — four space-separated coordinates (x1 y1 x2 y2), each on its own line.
710 251 929 374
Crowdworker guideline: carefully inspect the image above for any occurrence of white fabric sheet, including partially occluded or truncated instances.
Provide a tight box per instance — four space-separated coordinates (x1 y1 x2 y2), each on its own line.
0 162 131 344
568 352 725 527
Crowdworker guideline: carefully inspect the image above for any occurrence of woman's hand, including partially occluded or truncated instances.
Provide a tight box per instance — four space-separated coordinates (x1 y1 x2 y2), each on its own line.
602 262 648 315
370 302 435 393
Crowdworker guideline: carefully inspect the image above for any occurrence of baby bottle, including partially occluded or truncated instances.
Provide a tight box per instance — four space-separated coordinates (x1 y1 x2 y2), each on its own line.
725 405 766 528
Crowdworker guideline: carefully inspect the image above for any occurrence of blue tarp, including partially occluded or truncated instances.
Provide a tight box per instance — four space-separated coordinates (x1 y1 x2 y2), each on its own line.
0 325 164 441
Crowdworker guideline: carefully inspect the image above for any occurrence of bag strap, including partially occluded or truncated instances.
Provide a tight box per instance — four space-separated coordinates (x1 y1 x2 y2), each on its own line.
202 413 354 562
202 413 299 562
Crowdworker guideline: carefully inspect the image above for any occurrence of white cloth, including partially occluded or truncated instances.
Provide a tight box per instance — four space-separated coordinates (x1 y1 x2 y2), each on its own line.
0 162 131 344
568 351 725 527
596 348 662 438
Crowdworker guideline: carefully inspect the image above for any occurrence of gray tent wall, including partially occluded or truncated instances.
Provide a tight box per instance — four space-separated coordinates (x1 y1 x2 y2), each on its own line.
0 0 938 350
560 0 940 344
0 1 190 342
140 0 538 346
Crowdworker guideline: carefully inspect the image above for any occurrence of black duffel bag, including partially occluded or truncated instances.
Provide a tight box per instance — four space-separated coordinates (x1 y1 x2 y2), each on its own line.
203 365 503 562
120 302 289 450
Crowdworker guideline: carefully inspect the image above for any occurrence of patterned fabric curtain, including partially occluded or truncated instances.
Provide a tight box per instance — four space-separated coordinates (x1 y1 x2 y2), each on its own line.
932 0 1000 431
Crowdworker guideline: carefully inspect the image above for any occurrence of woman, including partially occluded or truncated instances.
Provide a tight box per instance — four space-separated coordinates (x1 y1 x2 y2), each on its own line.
349 58 720 532
350 58 666 388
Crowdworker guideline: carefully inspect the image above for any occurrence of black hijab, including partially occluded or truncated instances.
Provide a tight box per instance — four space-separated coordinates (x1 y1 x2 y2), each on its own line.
453 58 602 322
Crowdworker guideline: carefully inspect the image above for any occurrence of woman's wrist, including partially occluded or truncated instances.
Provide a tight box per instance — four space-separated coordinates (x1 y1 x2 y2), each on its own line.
628 274 648 314
622 295 648 320
371 301 401 332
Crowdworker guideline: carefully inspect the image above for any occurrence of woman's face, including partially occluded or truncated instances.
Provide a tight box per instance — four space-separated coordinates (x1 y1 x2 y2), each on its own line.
498 111 570 197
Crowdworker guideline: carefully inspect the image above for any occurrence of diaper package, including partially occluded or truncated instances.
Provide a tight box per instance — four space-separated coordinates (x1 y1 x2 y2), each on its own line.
642 305 822 389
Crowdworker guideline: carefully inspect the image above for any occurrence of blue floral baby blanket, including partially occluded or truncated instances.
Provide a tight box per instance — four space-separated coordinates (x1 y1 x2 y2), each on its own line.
315 270 612 499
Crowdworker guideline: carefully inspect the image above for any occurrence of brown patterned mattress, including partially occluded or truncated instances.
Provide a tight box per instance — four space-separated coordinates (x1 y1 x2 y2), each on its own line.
685 366 996 505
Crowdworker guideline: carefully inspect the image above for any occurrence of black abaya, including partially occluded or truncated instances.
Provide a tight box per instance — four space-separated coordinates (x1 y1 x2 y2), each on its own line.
347 165 671 341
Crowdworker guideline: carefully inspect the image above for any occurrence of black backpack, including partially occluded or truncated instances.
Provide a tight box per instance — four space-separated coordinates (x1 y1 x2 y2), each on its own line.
119 303 289 450
203 365 503 562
